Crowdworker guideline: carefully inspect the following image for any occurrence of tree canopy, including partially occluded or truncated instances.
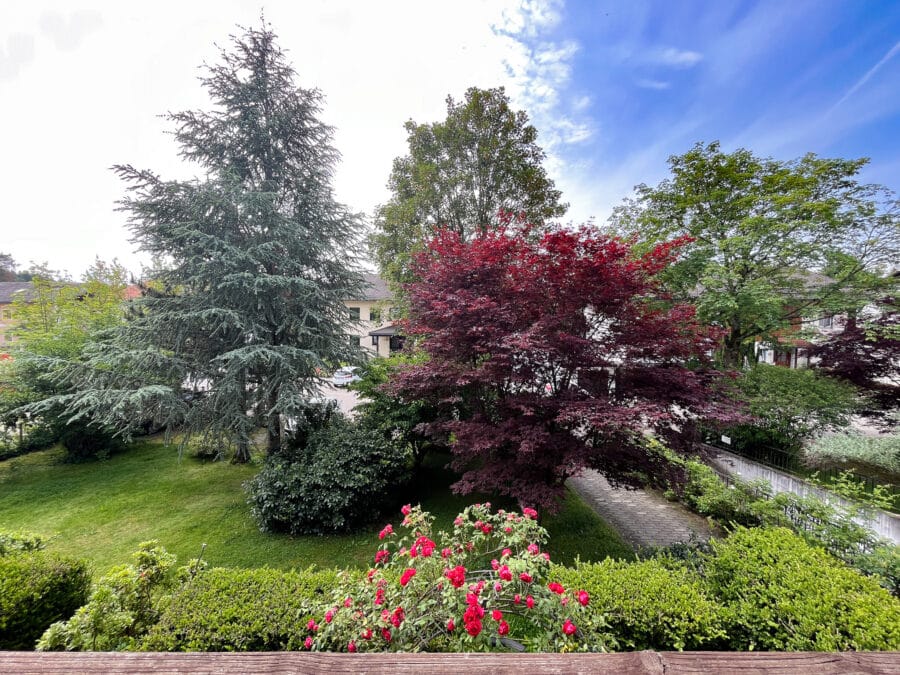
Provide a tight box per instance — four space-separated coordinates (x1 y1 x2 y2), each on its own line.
610 141 900 366
370 87 567 290
390 222 737 508
42 23 364 461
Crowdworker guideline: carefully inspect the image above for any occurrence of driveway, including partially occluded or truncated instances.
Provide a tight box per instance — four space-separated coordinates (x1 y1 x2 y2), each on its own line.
321 383 361 415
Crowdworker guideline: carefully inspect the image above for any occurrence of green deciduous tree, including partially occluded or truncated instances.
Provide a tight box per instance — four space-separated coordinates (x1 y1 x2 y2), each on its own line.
610 141 900 366
41 23 364 462
370 86 567 290
0 260 130 458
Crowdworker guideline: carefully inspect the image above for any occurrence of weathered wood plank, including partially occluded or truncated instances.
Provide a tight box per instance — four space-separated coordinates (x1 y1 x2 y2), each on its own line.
0 651 897 675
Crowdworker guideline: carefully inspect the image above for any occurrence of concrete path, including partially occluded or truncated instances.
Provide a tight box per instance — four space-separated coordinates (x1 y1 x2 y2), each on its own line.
568 470 715 549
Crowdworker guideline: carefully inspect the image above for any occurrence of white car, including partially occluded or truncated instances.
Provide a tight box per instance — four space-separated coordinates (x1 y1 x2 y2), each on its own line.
330 366 361 387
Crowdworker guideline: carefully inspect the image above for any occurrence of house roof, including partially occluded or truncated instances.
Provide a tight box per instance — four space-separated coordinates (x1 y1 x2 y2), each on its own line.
0 282 34 304
349 273 392 302
369 324 401 337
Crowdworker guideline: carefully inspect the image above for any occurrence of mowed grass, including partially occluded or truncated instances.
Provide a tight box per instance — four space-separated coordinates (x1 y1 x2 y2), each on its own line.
0 440 633 574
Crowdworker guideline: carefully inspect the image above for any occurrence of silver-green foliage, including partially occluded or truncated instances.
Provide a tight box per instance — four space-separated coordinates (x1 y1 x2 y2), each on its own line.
41 23 365 460
805 432 900 476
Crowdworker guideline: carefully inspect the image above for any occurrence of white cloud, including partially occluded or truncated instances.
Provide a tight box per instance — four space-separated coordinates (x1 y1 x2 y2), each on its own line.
650 47 703 68
0 33 35 81
830 40 900 112
636 78 671 90
39 10 102 51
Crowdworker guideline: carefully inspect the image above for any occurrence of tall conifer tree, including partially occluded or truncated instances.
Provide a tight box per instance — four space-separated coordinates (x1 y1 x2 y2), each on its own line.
53 23 364 461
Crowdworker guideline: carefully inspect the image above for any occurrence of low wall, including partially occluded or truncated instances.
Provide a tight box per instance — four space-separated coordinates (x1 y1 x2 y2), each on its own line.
705 445 900 545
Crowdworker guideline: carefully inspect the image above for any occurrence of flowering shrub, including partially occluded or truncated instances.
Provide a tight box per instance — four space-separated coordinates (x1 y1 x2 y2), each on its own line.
302 503 610 652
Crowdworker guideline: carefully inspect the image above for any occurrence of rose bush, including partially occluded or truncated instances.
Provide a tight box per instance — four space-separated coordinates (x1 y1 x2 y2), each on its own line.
301 503 611 652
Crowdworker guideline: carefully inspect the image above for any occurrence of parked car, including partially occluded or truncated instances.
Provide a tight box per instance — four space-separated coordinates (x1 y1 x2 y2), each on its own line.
330 366 361 387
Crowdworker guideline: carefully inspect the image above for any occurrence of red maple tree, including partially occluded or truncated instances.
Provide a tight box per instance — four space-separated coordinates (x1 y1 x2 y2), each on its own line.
390 222 738 508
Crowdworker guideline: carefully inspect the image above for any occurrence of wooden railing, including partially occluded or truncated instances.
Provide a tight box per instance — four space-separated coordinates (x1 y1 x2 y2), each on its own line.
1 651 898 674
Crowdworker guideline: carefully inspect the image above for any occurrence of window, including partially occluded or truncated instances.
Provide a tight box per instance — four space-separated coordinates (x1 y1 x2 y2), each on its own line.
348 306 360 321
819 315 833 328
1 309 11 320
369 309 381 323
371 336 379 347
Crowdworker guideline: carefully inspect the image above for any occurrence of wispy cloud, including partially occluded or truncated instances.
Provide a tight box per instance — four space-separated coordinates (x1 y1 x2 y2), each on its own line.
494 0 595 161
39 10 102 52
830 40 900 112
0 33 35 82
649 47 703 68
636 78 671 90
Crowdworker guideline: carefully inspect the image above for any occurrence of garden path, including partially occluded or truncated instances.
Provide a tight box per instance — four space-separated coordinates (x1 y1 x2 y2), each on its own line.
567 470 715 549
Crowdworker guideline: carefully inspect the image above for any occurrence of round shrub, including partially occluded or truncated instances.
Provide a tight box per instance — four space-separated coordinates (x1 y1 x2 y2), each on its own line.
550 558 726 650
705 526 900 651
0 551 91 649
247 415 412 535
142 567 345 651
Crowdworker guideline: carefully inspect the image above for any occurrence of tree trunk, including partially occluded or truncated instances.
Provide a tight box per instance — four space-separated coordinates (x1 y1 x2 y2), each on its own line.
233 437 251 463
266 388 281 455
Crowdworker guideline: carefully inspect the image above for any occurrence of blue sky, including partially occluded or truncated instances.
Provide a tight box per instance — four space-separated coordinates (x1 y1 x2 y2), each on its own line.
511 0 900 223
2 0 898 276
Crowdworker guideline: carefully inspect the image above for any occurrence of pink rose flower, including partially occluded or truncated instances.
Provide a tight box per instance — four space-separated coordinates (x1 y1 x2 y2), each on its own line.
347 640 357 653
304 636 313 650
501 548 512 557
441 547 452 558
523 507 538 519
526 595 534 609
577 590 590 606
499 565 513 581
401 504 412 515
563 619 577 636
378 524 393 540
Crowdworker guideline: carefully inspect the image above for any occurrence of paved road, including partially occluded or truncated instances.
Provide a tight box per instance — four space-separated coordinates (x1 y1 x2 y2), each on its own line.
567 470 714 549
320 383 360 415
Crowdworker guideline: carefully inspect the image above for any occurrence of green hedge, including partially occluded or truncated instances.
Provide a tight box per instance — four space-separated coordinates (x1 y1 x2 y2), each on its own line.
142 567 348 651
551 558 726 651
0 551 91 649
706 527 900 651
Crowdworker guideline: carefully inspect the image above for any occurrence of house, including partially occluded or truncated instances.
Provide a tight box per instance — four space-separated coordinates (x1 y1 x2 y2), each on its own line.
343 273 404 357
0 282 34 351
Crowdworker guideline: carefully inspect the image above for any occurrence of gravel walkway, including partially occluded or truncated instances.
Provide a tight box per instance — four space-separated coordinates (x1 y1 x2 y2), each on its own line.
567 470 714 549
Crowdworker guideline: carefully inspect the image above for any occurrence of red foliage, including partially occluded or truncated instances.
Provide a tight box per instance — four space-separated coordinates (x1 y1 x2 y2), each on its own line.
391 224 738 508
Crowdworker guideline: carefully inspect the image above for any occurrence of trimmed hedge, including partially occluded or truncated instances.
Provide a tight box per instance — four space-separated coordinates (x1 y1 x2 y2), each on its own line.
551 558 726 651
142 567 348 651
706 527 900 651
0 551 91 649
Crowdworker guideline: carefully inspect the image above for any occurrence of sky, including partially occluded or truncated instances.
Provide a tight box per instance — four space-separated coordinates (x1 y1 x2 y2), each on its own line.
2 0 899 279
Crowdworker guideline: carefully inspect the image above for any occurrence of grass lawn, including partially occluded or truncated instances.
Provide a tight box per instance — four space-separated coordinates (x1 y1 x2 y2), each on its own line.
0 439 633 574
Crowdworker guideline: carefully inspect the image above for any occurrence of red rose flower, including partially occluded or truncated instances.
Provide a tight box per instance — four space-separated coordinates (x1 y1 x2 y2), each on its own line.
465 619 482 636
304 636 313 650
400 568 417 586
361 628 373 640
577 590 590 606
563 619 577 636
491 609 503 621
526 595 534 609
514 594 521 604
324 610 334 623
447 618 455 632
501 548 512 557
519 572 533 583
378 524 393 540
523 507 538 519
499 565 513 581
382 628 392 642
401 504 411 515
446 565 466 589
498 620 510 636
441 547 452 558
548 582 565 594
347 640 357 653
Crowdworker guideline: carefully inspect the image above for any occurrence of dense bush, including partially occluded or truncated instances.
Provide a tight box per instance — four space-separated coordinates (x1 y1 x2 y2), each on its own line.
57 418 126 463
38 541 176 651
0 530 45 556
551 558 726 650
0 551 91 649
142 567 345 651
727 364 858 452
705 527 900 651
301 504 605 653
247 414 412 535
